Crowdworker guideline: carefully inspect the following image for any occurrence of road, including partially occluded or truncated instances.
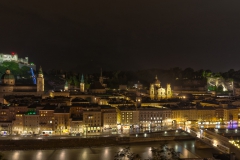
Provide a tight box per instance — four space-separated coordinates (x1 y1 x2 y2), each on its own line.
0 128 188 141
186 126 230 153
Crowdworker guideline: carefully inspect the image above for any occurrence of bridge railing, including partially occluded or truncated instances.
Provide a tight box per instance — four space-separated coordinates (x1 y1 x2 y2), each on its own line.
188 128 230 154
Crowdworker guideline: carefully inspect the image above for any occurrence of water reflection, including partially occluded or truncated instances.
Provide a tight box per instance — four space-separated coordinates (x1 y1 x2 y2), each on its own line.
12 151 19 160
59 150 65 160
2 140 217 160
36 151 42 160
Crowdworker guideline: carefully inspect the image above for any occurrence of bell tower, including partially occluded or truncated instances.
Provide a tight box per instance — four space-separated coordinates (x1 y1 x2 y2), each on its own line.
64 81 69 91
99 68 103 85
80 74 85 92
166 83 172 98
37 66 44 92
150 84 155 100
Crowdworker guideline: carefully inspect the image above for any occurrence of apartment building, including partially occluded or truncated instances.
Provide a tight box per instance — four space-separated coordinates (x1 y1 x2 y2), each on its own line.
139 107 172 128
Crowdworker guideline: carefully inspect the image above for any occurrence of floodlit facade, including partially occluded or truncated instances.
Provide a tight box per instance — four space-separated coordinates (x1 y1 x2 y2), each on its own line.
12 113 24 135
54 109 71 135
119 107 139 127
171 109 198 124
139 107 172 128
70 119 83 135
39 109 55 135
23 113 39 134
102 107 117 130
83 110 102 133
150 76 172 100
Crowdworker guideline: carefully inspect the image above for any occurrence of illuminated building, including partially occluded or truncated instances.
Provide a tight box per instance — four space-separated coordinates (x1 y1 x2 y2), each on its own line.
83 109 102 134
70 119 83 135
0 106 11 121
0 121 12 135
224 108 238 122
37 66 44 92
207 77 233 92
118 106 139 128
0 53 36 70
64 81 69 91
172 108 197 125
139 107 172 129
12 113 24 135
39 105 56 135
197 108 216 124
101 106 117 130
23 111 39 134
80 74 85 93
149 75 172 100
0 67 44 103
172 107 218 125
54 107 71 135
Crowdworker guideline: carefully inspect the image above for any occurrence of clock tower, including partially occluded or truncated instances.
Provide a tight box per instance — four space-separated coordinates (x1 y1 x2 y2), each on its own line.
37 66 44 92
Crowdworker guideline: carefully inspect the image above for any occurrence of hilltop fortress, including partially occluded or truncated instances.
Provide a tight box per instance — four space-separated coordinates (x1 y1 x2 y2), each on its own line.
0 53 36 70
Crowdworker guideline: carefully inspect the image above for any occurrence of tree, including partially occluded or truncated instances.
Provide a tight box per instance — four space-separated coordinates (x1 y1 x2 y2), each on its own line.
72 76 79 87
182 67 194 79
203 70 212 78
149 143 180 160
217 85 223 92
114 146 140 160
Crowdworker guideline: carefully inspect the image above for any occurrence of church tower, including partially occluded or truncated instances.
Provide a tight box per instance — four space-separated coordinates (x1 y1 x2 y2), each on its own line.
150 84 155 100
99 68 103 85
80 74 85 92
64 81 69 91
166 83 172 98
37 66 44 92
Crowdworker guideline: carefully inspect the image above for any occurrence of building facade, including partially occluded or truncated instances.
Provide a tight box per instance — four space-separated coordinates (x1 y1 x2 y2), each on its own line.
150 76 172 100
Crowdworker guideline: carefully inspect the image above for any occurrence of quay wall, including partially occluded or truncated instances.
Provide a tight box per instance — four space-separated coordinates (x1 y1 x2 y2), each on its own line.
0 135 194 150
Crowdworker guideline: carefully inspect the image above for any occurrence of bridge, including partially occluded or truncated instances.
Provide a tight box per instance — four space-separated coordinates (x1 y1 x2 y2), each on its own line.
187 127 239 159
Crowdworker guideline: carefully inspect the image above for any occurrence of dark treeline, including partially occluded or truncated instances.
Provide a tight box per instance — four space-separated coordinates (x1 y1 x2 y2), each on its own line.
45 67 240 89
2 62 240 90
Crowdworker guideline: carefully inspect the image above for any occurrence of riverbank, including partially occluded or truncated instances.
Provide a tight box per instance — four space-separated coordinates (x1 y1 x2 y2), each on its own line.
0 135 194 151
1 140 217 160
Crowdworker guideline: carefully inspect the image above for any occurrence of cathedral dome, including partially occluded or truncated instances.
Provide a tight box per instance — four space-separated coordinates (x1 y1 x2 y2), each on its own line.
1 69 15 85
1 69 14 80
154 75 160 85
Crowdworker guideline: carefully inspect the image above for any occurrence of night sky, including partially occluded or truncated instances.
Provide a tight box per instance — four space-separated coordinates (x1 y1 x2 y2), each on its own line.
0 1 240 73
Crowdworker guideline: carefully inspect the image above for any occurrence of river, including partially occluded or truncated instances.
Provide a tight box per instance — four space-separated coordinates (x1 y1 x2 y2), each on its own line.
1 140 217 160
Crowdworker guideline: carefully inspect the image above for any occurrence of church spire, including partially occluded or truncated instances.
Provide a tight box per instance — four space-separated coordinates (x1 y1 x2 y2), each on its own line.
155 75 158 80
99 68 103 84
39 66 43 74
38 66 43 78
81 74 84 83
64 81 68 91
80 74 85 92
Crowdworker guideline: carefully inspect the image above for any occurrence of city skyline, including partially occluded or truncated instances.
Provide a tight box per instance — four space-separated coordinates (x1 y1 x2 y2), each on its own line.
1 2 240 159
0 1 240 72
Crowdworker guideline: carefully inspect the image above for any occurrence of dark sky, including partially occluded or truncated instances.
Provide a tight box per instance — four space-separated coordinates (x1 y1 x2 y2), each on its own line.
0 1 240 73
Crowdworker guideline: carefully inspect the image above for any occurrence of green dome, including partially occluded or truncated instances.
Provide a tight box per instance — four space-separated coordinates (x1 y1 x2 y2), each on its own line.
1 74 15 79
1 69 15 80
